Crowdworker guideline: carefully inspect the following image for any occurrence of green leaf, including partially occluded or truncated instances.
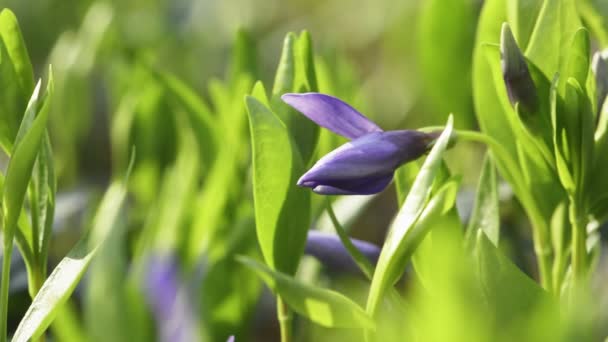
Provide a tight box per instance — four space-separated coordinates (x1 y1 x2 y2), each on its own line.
246 95 310 275
237 256 374 329
0 9 34 98
366 116 454 316
475 230 550 323
563 28 590 92
466 153 500 246
3 74 52 247
12 180 127 342
550 74 576 193
525 0 582 81
506 0 544 50
294 31 318 93
271 32 320 164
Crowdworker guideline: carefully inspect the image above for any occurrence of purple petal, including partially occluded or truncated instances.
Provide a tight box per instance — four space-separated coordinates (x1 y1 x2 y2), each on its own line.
312 174 393 195
226 336 235 342
304 231 381 273
281 93 382 139
145 255 199 342
298 130 433 195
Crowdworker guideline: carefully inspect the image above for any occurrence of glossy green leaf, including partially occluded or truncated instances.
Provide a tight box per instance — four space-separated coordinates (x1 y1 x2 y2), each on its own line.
366 115 454 316
237 256 374 329
3 75 52 249
246 95 310 275
466 153 500 246
12 180 127 342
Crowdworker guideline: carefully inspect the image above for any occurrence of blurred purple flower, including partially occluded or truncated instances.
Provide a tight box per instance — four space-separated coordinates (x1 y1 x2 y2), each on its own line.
226 335 235 342
282 93 438 195
304 230 380 273
145 255 199 342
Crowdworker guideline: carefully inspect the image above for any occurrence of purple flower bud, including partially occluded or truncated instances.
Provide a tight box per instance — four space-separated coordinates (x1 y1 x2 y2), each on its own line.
304 230 381 273
144 255 199 342
282 92 439 195
592 50 608 115
500 23 538 114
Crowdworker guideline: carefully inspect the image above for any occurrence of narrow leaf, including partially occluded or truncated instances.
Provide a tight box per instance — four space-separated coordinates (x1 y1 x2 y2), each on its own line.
12 181 127 342
466 153 500 246
246 95 309 274
366 115 454 316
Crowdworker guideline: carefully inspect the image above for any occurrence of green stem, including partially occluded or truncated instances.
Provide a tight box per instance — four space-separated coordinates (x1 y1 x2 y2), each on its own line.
277 296 292 342
325 199 374 278
569 201 587 293
0 241 12 342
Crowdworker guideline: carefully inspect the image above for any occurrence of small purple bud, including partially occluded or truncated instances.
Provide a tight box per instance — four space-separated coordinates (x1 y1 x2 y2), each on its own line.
304 230 381 273
297 130 436 195
144 255 199 342
592 50 608 115
500 23 538 115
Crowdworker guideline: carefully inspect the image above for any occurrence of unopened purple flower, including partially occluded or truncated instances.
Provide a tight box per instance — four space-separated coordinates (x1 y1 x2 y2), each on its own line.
145 255 199 342
304 230 381 273
282 93 438 195
500 23 538 114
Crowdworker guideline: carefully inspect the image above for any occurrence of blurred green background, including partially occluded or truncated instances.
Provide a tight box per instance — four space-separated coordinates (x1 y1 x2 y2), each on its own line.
3 0 608 341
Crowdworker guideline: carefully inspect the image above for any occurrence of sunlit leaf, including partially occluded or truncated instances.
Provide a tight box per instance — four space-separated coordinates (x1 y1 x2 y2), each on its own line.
246 95 310 275
12 180 127 342
466 153 500 246
366 115 454 316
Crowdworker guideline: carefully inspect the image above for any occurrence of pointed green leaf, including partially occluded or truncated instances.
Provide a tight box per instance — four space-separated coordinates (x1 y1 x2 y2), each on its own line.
3 75 52 247
475 230 550 323
366 116 455 316
237 256 374 329
246 95 310 275
563 28 590 92
12 180 127 342
525 0 582 81
271 32 320 164
466 153 500 246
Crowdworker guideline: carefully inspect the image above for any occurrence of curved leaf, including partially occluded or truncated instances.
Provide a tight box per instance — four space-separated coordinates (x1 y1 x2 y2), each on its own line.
366 115 454 316
12 181 127 342
246 95 310 275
